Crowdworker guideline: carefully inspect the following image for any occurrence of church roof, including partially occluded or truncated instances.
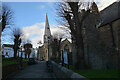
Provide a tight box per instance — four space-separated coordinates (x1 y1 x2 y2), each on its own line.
61 38 72 45
61 38 72 43
100 1 120 26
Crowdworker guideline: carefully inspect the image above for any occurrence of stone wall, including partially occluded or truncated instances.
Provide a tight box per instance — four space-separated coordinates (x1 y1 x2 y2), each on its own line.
51 61 88 80
82 12 105 69
81 10 120 69
2 62 28 79
98 19 120 69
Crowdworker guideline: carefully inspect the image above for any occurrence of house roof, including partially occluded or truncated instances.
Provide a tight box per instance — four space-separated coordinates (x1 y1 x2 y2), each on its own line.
100 1 120 26
3 44 14 48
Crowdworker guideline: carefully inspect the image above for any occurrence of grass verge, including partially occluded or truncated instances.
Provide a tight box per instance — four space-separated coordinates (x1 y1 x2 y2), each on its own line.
64 65 120 78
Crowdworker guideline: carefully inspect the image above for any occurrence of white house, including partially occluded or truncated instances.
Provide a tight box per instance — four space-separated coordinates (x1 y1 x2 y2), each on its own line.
2 44 14 58
2 44 38 59
2 44 25 58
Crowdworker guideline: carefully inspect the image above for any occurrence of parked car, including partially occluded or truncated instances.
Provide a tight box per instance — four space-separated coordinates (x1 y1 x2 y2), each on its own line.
40 57 44 61
28 58 36 65
40 58 43 61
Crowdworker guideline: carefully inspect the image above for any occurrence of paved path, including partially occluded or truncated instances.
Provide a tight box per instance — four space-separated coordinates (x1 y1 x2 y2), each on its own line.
7 61 56 79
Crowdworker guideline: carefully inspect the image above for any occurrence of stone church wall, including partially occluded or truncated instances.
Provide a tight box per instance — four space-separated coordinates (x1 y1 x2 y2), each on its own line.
82 13 105 69
98 19 120 69
82 14 119 69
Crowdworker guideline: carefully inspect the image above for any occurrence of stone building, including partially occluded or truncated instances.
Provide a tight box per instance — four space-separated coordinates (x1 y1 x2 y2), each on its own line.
37 14 72 63
37 45 47 60
37 14 52 61
81 1 120 69
37 1 120 69
82 1 101 69
98 1 120 69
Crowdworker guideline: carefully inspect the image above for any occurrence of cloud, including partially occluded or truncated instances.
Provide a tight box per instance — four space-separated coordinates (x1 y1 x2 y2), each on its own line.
22 23 45 48
97 0 117 11
22 23 70 48
51 25 70 38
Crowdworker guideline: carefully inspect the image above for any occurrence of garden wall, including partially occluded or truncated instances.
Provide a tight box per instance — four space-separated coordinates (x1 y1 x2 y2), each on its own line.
51 61 88 80
2 62 28 79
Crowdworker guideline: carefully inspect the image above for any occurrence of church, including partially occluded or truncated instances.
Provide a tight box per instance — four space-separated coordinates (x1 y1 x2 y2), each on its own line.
37 14 53 61
37 14 72 63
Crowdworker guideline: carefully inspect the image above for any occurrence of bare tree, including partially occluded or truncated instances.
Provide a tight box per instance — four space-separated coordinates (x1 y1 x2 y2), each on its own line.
56 0 92 69
50 31 65 62
0 4 13 54
21 39 32 59
24 43 32 59
2 5 13 32
12 28 22 58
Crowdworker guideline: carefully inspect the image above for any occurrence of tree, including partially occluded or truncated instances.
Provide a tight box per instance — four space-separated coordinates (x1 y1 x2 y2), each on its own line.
37 40 42 47
57 0 92 69
2 5 13 32
50 31 65 62
0 4 13 54
24 43 32 59
12 28 22 58
0 4 2 54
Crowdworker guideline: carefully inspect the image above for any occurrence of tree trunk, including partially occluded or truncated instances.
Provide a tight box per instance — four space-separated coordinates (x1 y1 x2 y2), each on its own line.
25 52 27 59
69 4 86 69
14 48 17 58
21 52 23 58
0 22 2 56
0 31 1 55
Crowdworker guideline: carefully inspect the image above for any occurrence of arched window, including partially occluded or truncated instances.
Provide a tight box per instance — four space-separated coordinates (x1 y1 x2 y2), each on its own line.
64 44 68 51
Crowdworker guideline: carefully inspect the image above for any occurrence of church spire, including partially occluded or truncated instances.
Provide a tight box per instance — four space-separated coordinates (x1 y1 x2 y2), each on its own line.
44 13 52 43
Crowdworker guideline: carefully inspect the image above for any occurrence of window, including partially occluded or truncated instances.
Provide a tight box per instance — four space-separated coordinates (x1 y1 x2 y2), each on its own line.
6 52 8 55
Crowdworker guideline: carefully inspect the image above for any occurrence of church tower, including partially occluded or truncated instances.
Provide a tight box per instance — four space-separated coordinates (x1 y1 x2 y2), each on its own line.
44 13 52 43
91 1 99 14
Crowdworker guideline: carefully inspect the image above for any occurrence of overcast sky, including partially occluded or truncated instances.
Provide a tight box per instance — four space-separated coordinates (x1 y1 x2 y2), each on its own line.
1 0 117 48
